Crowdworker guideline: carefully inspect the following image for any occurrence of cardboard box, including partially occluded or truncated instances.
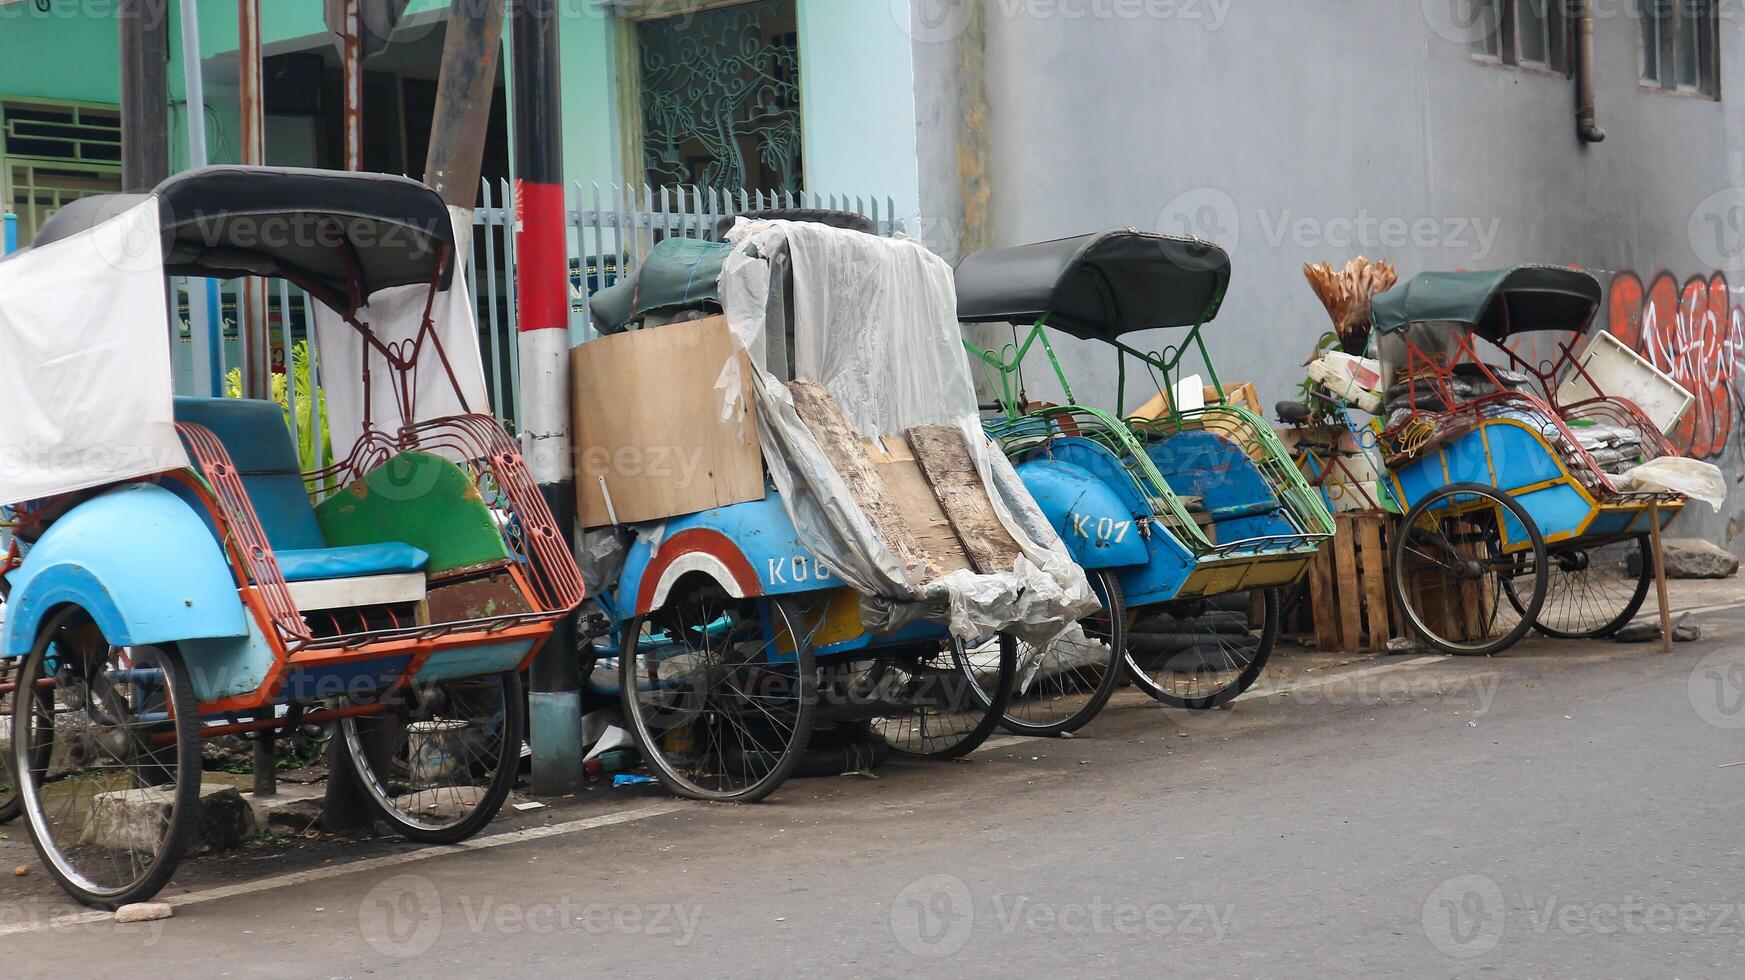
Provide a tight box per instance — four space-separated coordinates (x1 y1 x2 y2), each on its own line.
572 316 765 528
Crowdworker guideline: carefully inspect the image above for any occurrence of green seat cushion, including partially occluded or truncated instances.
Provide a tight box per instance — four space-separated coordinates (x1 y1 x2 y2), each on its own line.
314 451 512 577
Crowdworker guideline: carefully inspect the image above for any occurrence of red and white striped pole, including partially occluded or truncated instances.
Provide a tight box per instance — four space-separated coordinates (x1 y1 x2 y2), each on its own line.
512 0 583 795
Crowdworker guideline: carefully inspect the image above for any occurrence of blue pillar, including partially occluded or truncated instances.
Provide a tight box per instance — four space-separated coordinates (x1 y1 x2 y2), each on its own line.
3 213 17 255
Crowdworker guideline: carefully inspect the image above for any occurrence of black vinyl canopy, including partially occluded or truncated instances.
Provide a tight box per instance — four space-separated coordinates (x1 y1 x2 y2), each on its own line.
1371 265 1603 338
954 230 1231 342
33 166 455 313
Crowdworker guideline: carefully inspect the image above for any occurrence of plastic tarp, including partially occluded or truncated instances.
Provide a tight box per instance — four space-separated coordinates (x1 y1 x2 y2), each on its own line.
1614 456 1728 512
718 219 1097 644
0 197 189 507
311 266 490 456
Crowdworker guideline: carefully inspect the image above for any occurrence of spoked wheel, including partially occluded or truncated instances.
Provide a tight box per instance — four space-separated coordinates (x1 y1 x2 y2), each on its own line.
13 608 199 909
1124 589 1278 710
340 670 525 844
1390 482 1548 657
970 570 1125 737
2 659 23 824
860 634 1017 758
620 591 817 803
1505 535 1652 639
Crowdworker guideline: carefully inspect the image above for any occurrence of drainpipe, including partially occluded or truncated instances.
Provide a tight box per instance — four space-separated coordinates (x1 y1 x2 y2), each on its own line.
1576 0 1606 144
424 0 505 257
514 0 584 797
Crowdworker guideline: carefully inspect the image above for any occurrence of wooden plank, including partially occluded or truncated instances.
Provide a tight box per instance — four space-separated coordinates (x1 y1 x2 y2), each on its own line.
905 425 1024 575
1308 540 1340 652
786 380 937 578
572 316 764 528
1332 515 1364 653
868 439 973 577
1358 516 1391 651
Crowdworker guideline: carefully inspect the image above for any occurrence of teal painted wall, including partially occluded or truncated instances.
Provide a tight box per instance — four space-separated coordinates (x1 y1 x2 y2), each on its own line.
0 2 134 105
796 0 920 225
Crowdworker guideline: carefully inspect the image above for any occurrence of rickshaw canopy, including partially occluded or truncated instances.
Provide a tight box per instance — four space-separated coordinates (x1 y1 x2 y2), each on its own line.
34 166 456 316
954 230 1231 342
1371 266 1602 338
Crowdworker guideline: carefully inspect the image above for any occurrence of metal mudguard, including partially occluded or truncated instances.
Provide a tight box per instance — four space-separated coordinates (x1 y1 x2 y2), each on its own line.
1013 458 1150 570
1 483 248 657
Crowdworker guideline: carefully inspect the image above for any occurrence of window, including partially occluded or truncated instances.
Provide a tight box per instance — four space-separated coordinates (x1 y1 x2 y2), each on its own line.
1470 0 1570 73
1642 0 1719 96
0 100 123 243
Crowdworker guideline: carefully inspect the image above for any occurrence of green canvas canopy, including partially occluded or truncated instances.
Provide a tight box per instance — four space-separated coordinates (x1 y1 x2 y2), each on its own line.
1371 265 1602 338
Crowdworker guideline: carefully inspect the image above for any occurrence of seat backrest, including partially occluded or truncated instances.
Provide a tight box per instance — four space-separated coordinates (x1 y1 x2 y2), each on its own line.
173 396 326 552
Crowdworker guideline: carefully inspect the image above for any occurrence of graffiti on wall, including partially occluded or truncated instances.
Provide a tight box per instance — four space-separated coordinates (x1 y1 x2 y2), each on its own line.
1606 271 1745 460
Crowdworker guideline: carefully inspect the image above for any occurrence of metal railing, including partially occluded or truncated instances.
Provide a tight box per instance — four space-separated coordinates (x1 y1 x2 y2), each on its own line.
178 179 902 438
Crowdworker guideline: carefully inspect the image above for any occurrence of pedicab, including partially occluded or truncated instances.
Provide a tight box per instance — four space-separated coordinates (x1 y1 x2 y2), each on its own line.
0 165 584 907
1373 266 1696 656
956 230 1336 735
578 217 1095 803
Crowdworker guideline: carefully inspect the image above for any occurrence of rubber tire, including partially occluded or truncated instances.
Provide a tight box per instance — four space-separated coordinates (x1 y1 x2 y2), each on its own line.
1124 589 1279 710
15 625 199 910
1389 482 1549 657
340 670 526 845
620 599 818 803
990 571 1126 738
1506 535 1652 640
902 633 1017 759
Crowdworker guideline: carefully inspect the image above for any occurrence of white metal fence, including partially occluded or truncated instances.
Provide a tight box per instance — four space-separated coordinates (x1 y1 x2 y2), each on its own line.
175 180 902 437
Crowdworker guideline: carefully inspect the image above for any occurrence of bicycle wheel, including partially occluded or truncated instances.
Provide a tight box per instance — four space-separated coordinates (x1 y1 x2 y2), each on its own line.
972 570 1125 737
1 659 21 824
863 634 1017 758
1390 482 1548 657
1124 589 1278 710
14 609 199 909
1505 535 1652 640
340 670 525 844
620 591 817 803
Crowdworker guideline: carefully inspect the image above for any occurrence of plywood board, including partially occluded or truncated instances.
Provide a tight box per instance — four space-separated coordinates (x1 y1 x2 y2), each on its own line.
1358 517 1392 652
869 439 973 577
572 316 766 528
786 380 950 578
906 425 1024 575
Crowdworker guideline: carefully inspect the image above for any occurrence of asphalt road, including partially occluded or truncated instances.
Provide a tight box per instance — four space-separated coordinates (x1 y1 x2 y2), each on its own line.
4 606 1744 978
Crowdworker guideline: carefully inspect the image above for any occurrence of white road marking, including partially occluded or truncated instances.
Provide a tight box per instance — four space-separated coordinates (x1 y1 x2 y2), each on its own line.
0 801 688 937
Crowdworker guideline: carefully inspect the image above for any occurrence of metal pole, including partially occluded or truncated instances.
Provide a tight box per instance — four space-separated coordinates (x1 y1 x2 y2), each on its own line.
513 0 582 796
178 0 218 397
119 0 170 190
338 0 363 171
238 0 270 401
425 0 505 257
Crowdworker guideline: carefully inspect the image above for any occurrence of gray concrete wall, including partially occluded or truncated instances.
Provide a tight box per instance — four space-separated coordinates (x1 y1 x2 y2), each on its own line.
912 0 1745 547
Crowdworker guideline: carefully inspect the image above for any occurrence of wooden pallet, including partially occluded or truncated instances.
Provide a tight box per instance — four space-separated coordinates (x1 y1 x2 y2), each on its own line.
1306 512 1402 653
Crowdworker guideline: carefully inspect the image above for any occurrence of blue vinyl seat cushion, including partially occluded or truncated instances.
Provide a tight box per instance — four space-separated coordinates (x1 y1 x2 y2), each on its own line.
172 397 430 585
277 543 431 583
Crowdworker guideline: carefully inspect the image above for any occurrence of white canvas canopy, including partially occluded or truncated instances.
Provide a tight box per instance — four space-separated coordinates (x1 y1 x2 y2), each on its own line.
0 198 189 507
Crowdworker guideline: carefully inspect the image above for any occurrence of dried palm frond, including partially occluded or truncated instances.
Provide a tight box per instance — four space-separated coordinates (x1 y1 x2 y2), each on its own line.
1304 257 1399 352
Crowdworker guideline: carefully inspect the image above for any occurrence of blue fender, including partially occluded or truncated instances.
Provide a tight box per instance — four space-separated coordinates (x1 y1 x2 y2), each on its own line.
616 494 843 619
2 483 248 657
1013 458 1149 570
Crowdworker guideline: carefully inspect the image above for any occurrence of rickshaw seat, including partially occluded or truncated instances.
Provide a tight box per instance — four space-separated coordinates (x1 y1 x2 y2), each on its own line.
172 397 431 584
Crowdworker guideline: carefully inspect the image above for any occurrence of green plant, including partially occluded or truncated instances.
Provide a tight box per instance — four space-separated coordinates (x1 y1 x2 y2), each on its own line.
225 340 333 474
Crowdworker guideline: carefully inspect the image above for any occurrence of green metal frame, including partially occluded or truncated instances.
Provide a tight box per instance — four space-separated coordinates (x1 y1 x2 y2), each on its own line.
966 320 1335 562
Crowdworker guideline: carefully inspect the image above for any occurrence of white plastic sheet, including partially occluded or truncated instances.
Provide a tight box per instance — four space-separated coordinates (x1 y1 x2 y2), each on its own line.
1614 456 1728 513
311 270 489 455
0 198 189 507
720 220 1096 643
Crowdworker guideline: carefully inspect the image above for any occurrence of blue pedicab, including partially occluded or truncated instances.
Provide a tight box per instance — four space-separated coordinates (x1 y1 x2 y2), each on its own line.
583 222 1024 805
955 231 1336 735
1374 267 1685 656
0 167 585 907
